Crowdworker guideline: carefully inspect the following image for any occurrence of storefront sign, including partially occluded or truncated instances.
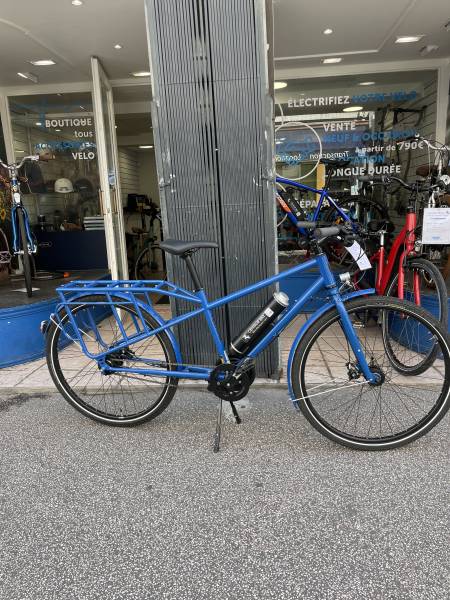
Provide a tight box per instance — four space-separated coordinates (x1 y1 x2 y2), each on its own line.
287 89 418 108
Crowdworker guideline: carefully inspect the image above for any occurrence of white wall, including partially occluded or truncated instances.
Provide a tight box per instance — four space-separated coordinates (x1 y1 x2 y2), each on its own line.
117 147 140 207
137 150 160 206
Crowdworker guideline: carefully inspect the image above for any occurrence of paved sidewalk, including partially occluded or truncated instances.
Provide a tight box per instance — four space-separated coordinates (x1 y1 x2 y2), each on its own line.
0 306 304 391
0 389 448 600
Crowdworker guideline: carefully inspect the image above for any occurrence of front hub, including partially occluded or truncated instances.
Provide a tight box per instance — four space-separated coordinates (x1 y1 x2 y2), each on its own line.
368 365 385 387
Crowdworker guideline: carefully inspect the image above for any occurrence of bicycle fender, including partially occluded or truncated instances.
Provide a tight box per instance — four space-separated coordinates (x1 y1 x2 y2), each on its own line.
286 288 375 402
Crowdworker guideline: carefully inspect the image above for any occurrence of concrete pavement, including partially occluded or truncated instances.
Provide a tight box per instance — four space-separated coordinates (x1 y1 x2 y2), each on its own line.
0 388 448 600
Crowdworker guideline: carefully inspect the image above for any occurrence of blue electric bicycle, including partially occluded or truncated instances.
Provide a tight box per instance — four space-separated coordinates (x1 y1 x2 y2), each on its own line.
0 155 40 297
44 224 450 451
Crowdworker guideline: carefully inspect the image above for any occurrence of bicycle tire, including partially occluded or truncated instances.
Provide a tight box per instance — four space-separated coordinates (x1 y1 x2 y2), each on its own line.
46 294 178 426
291 296 450 450
383 257 448 374
134 244 164 280
17 206 33 297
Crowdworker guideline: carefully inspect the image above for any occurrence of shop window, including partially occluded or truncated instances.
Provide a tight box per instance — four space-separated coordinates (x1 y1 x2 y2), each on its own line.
274 70 439 260
8 92 101 230
6 92 107 271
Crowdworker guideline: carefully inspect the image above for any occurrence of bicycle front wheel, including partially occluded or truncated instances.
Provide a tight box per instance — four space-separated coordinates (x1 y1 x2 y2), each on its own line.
46 295 178 425
17 207 33 297
291 296 450 450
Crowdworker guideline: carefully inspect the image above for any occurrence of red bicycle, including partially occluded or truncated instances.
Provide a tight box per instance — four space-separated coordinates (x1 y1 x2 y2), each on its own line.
361 174 448 332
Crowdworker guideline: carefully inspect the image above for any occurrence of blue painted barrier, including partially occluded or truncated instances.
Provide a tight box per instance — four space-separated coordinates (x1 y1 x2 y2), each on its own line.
0 274 111 368
0 298 59 368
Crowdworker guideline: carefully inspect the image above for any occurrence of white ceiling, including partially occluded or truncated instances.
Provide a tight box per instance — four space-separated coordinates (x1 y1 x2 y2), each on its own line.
0 0 448 91
0 0 150 87
274 0 450 69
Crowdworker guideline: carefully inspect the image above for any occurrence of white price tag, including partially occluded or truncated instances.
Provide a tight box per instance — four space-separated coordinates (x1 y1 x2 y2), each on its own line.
422 208 450 245
346 241 372 270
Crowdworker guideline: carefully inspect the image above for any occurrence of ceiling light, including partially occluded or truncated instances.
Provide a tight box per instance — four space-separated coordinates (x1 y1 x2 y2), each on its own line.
395 35 424 43
420 44 439 56
55 129 61 132
131 71 151 77
17 72 38 83
358 81 375 86
16 150 25 153
322 57 342 64
35 122 42 126
139 145 153 149
114 44 122 49
274 81 287 90
29 59 56 66
323 28 333 35
343 106 363 112
71 0 83 6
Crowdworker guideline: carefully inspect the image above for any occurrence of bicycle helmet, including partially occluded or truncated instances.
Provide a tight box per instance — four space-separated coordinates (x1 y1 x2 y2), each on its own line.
55 178 74 193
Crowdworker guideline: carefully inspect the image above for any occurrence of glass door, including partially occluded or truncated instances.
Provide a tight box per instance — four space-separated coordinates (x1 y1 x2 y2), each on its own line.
91 56 128 279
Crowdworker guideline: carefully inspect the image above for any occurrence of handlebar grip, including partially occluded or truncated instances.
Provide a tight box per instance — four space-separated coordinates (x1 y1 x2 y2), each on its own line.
296 221 317 230
315 226 341 239
358 175 388 184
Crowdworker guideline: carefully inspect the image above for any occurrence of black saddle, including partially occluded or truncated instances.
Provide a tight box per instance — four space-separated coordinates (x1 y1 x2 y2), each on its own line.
320 158 351 169
159 239 218 256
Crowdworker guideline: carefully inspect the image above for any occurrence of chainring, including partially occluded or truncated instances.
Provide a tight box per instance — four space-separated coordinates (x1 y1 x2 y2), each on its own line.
208 364 251 401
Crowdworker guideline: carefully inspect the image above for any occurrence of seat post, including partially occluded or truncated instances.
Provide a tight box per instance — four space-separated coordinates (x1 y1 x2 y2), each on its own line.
183 253 203 291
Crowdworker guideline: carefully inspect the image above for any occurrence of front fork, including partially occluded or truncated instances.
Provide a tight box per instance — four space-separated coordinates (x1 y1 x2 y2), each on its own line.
332 291 378 383
11 203 37 254
318 253 378 384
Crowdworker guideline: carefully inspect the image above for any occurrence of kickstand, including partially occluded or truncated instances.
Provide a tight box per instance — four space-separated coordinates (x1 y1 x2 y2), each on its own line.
213 400 242 453
213 398 223 453
229 401 242 424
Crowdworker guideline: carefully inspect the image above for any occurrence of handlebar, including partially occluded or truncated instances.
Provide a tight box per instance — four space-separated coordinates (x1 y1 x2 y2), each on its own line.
358 174 448 193
0 155 40 172
395 134 450 153
296 221 360 246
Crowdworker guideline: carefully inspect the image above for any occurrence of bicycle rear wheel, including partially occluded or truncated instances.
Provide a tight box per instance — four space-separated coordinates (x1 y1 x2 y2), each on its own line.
17 207 33 297
291 296 450 450
383 258 448 373
46 295 178 425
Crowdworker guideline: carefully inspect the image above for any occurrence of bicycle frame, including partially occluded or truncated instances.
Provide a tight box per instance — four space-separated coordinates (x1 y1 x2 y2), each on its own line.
53 253 378 391
372 209 419 302
276 176 352 232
